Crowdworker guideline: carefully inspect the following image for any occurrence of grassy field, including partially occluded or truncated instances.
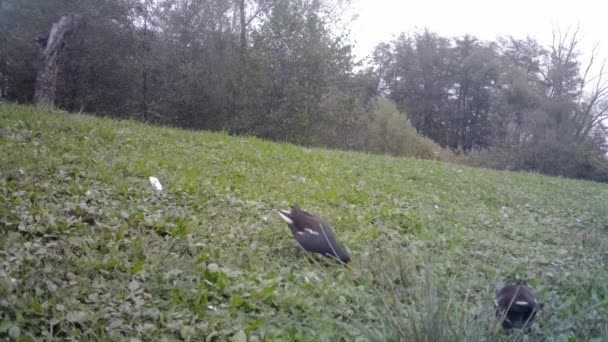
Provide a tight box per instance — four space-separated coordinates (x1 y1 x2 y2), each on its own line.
1 103 607 341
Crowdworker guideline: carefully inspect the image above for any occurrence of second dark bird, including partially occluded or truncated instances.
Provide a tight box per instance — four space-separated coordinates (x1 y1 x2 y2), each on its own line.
495 284 544 329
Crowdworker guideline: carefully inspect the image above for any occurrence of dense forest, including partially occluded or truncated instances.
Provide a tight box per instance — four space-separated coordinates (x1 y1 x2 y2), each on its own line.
1 0 608 181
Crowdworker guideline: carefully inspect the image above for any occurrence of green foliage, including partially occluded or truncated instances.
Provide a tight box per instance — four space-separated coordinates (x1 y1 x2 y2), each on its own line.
461 141 608 182
375 30 608 180
4 2 606 182
368 97 453 160
0 0 68 101
1 0 374 149
231 0 365 147
0 0 136 103
1 103 607 340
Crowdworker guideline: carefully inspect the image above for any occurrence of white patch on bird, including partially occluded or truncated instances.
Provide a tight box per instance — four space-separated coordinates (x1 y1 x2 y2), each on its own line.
494 299 499 307
304 228 320 236
296 231 305 236
278 211 293 224
515 301 530 306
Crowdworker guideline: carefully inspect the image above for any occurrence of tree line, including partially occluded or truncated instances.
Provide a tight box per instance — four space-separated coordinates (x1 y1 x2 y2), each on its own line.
1 0 607 181
373 30 608 180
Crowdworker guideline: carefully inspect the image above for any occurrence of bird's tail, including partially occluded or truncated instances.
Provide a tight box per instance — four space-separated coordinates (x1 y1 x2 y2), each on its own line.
277 209 293 224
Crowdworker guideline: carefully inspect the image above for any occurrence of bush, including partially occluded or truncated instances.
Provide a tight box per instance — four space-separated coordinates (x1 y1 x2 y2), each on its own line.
461 141 608 182
367 97 453 161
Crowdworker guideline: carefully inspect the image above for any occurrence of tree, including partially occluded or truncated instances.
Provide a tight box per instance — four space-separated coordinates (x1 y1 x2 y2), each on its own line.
143 0 238 128
232 0 359 144
372 32 451 143
56 1 142 115
491 36 546 145
374 32 498 151
0 0 72 102
34 14 81 106
536 26 608 146
450 37 499 150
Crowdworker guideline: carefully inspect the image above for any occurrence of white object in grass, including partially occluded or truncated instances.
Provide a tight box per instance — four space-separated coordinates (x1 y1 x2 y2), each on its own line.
149 177 162 191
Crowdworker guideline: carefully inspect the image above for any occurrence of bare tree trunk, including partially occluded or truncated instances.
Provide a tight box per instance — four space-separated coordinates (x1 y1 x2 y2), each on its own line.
142 2 149 119
34 14 80 106
239 0 246 53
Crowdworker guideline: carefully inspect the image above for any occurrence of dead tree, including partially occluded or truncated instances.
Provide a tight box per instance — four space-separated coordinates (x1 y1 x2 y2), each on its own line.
34 14 80 106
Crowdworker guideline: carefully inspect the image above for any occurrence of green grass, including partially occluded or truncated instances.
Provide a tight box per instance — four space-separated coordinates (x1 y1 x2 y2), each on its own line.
1 102 607 341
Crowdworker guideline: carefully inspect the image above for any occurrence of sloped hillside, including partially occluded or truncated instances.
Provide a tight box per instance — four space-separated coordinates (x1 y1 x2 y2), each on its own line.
1 103 607 341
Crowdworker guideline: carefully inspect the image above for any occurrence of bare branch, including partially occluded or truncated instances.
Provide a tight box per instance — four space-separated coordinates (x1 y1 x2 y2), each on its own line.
580 42 601 91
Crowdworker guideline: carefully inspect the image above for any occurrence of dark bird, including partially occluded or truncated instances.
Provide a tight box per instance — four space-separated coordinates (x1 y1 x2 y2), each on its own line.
495 285 543 329
278 203 351 267
34 36 48 48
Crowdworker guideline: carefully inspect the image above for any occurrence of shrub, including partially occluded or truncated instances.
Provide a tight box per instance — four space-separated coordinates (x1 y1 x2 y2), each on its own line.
367 97 453 161
461 141 608 182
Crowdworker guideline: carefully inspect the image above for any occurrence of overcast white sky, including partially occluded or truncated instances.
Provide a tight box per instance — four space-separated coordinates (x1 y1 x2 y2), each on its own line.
348 0 607 73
